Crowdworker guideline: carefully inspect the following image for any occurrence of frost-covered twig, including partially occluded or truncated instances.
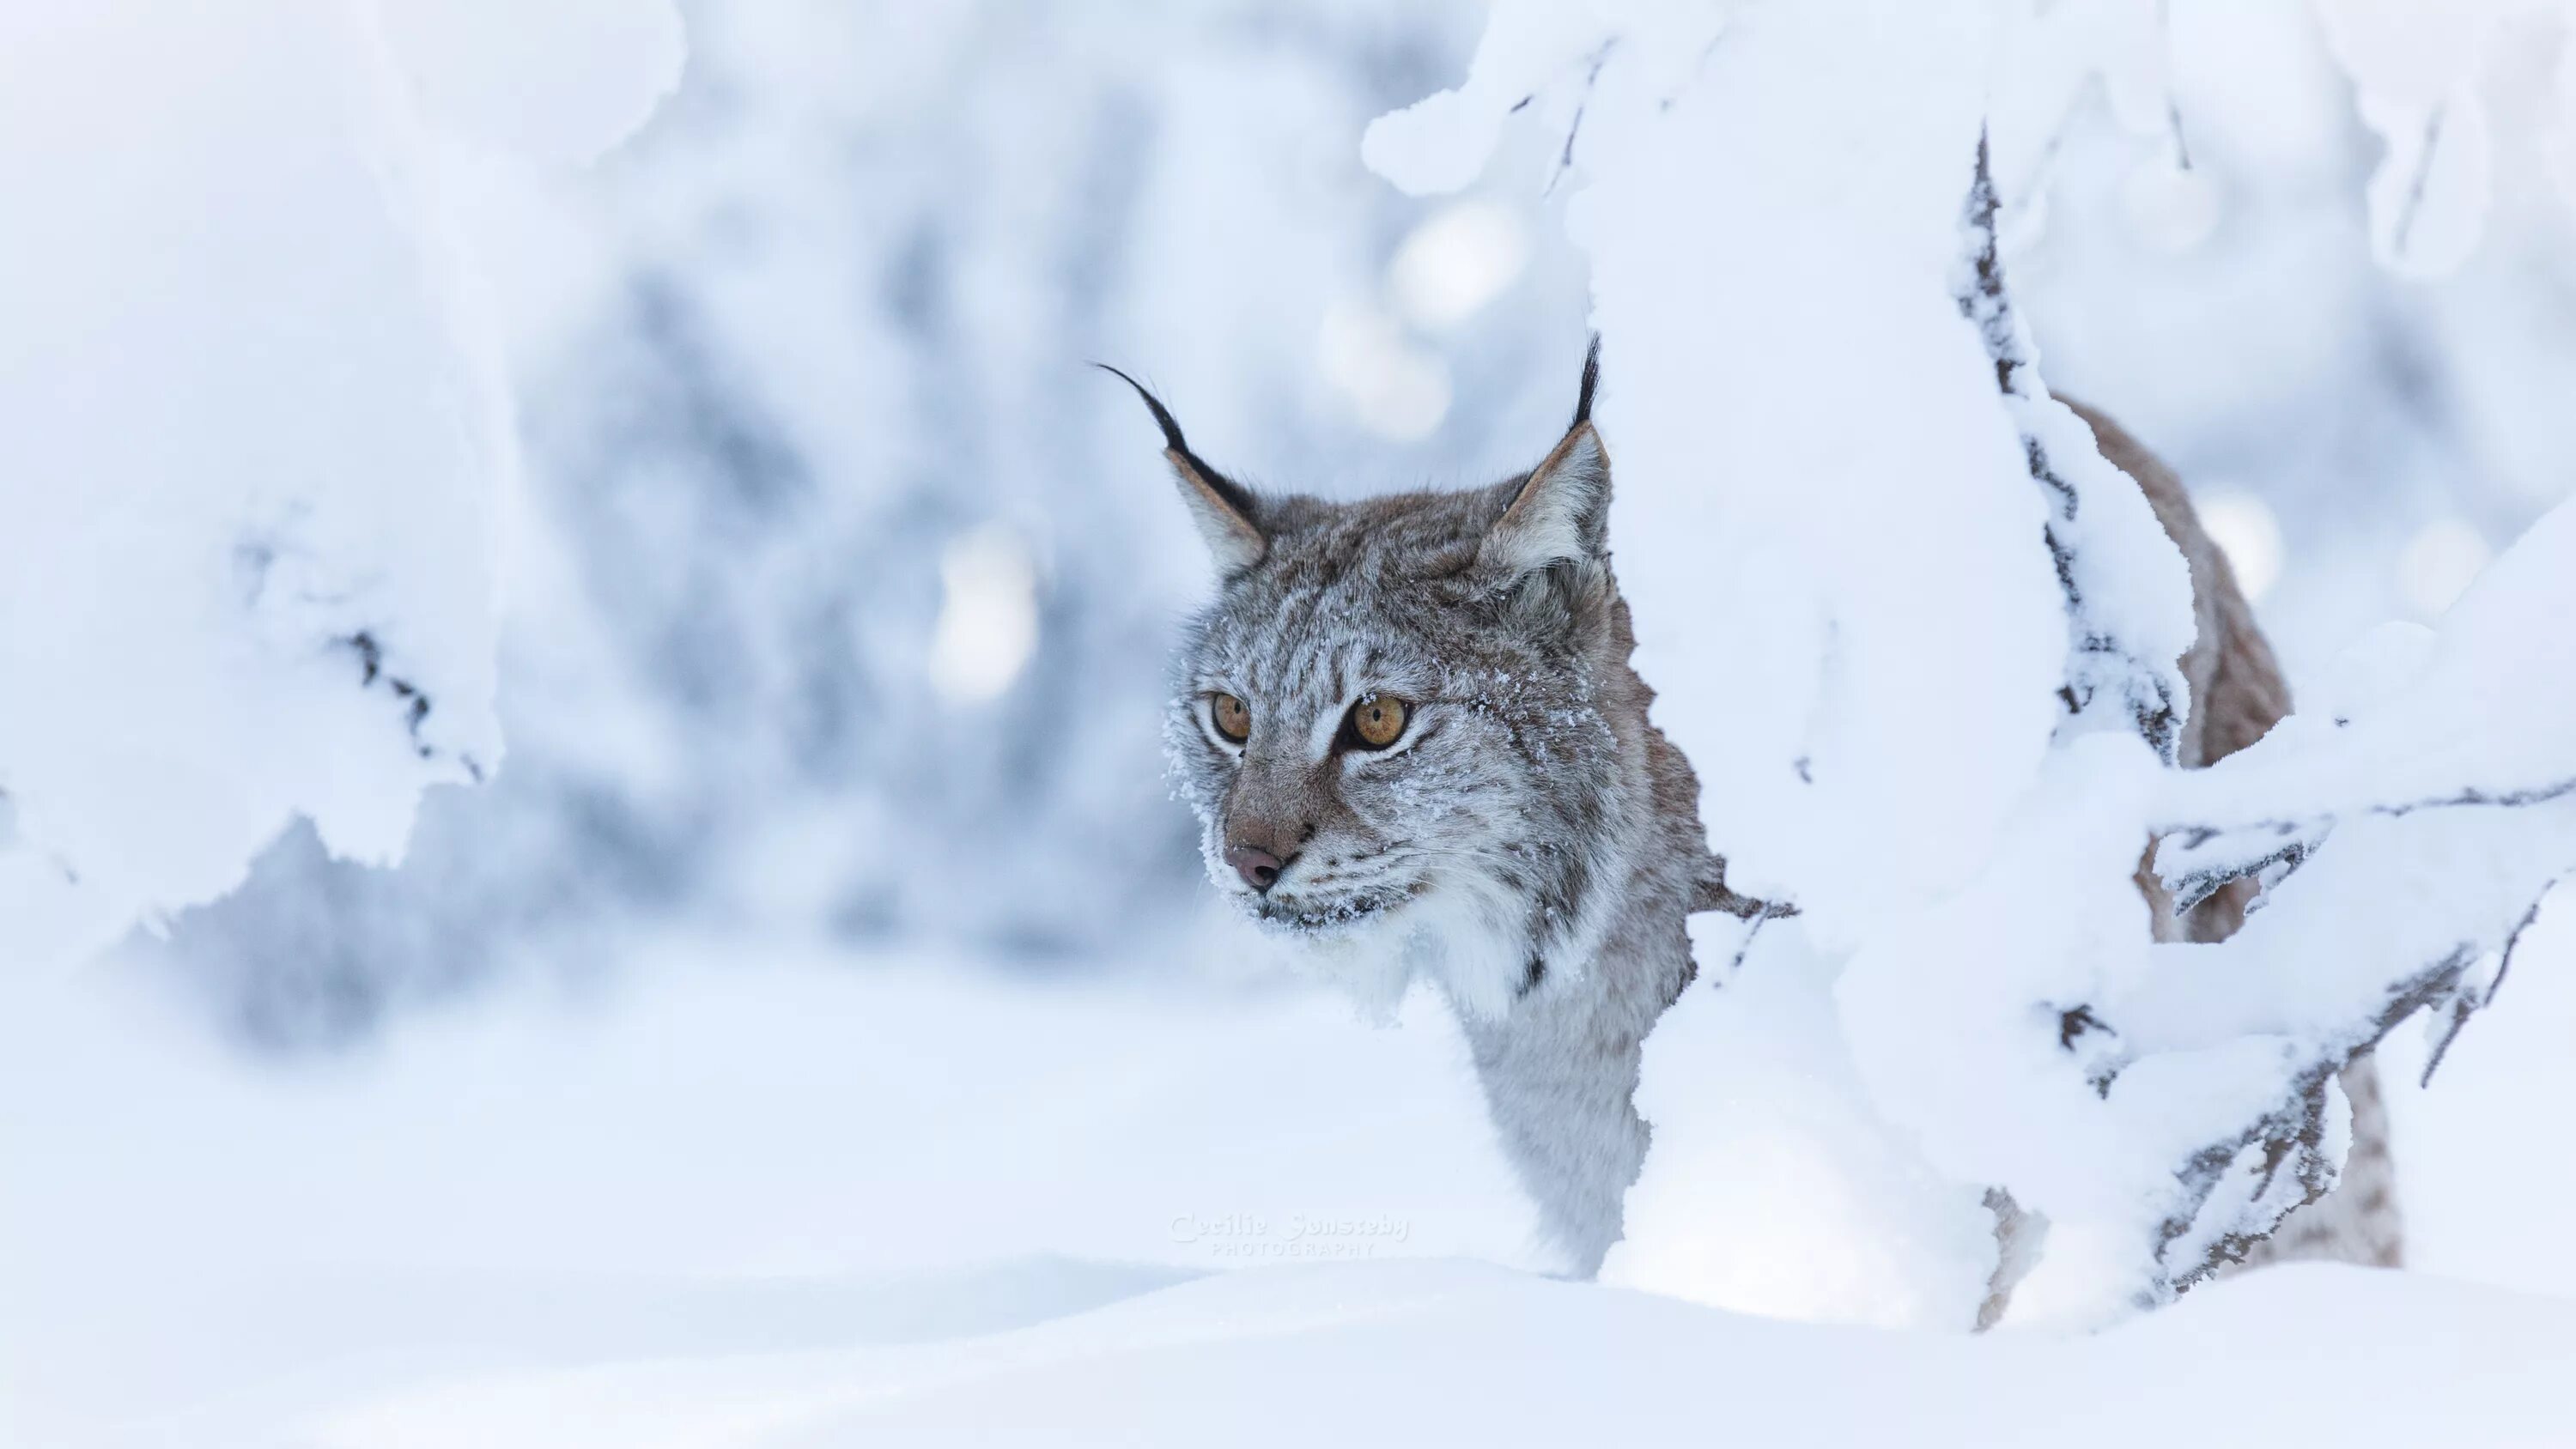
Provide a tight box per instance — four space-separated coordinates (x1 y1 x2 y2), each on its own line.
2160 829 2318 916
2154 944 2475 1290
2420 879 2557 1088
2159 775 2576 911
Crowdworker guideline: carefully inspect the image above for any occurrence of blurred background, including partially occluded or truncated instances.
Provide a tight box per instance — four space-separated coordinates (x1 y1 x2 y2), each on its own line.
130 0 2576 1054
138 0 1595 1047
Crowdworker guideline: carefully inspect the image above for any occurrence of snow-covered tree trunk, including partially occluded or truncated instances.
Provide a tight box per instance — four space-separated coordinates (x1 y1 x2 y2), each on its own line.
1370 0 2576 1328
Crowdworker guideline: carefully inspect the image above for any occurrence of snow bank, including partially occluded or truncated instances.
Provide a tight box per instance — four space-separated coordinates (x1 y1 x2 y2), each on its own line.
10 929 2573 1446
0 1 679 970
0 938 1537 1442
1607 913 2004 1329
313 1258 2576 1447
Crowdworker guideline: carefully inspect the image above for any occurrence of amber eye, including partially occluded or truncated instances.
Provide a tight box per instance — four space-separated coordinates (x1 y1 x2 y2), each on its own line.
1209 692 1251 743
1344 694 1410 751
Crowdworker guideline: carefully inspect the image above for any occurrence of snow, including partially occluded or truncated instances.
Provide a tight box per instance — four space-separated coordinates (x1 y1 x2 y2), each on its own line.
1364 0 2576 1328
317 1263 2576 1448
1606 914 2003 1329
0 940 1538 1444
1377 0 2075 949
0 0 684 972
378 0 683 165
2160 490 2576 830
2314 0 2502 277
1370 0 2136 1327
9 943 2576 1446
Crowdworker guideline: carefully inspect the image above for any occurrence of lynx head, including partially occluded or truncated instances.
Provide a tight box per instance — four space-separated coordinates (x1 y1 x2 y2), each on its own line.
1114 344 1658 1020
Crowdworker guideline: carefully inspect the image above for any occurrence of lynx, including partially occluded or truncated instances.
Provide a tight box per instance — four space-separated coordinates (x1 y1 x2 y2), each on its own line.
1113 349 2398 1307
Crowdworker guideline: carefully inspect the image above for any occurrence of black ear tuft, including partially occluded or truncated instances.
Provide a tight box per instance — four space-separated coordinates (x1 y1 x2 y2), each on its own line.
1092 361 1190 454
1093 361 1268 575
1091 362 1261 523
1571 334 1601 431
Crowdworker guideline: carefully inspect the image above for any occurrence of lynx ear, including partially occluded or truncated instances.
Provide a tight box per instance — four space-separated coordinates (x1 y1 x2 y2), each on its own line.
1483 423 1608 576
1095 363 1266 576
1481 338 1609 577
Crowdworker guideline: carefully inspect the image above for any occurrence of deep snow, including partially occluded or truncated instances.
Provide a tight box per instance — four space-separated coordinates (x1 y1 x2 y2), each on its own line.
6 907 2574 1446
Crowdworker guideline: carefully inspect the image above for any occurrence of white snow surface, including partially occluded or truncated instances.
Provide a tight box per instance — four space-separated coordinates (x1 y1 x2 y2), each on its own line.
7 937 2576 1446
325 1264 2576 1449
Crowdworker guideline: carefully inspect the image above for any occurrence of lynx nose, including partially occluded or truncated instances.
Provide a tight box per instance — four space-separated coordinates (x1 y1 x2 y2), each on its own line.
1225 844 1288 894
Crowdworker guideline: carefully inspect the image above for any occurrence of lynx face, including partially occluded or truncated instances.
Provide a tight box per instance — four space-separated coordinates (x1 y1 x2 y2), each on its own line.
1115 354 1648 1017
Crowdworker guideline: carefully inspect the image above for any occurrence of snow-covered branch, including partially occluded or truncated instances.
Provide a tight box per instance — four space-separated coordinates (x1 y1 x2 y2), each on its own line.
1953 135 2191 765
1371 0 2576 1329
0 0 677 970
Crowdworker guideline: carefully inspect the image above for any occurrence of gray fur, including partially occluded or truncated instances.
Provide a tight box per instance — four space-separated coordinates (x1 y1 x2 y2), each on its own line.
1149 375 2397 1292
1157 393 1717 1274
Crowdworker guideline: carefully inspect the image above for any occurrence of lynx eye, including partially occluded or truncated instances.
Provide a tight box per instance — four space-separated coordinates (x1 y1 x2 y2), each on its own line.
1209 692 1251 743
1342 694 1411 751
